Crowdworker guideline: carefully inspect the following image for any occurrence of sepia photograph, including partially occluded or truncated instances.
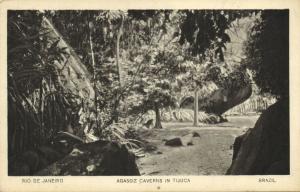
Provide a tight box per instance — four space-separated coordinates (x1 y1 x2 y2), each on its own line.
1 0 300 191
7 8 289 176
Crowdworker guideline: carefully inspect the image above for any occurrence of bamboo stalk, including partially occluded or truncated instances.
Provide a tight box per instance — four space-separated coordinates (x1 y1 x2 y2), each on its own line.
89 26 100 131
193 89 199 126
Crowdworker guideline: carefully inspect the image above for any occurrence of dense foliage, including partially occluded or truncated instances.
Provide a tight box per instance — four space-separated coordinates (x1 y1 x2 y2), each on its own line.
243 10 289 99
8 9 286 157
8 11 80 155
179 10 256 61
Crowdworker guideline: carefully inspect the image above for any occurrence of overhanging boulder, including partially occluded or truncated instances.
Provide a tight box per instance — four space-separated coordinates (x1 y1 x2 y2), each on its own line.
180 84 252 116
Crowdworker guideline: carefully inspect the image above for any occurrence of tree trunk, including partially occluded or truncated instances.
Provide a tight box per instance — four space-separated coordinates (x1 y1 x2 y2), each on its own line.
116 16 124 87
112 15 125 123
193 89 199 126
42 17 95 101
154 103 162 129
89 29 100 130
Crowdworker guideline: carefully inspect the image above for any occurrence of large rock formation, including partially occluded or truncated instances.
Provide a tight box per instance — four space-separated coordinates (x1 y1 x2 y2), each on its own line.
36 140 140 176
9 131 140 176
180 84 252 116
226 99 289 175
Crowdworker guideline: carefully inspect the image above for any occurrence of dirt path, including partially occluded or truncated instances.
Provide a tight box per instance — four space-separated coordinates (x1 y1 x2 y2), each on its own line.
136 115 259 175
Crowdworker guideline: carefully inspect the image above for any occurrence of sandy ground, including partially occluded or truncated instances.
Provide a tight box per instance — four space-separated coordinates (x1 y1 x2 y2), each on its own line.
136 115 259 175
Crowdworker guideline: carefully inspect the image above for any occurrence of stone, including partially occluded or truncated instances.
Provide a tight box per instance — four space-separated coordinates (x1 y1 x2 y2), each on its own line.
181 133 195 146
37 146 64 163
226 100 289 175
143 119 153 128
51 131 84 154
187 141 193 146
35 140 140 176
192 132 200 137
165 138 183 147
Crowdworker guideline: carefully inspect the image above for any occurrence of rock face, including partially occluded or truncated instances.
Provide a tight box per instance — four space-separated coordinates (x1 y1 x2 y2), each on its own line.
36 140 140 176
226 100 289 175
180 84 252 116
230 130 250 161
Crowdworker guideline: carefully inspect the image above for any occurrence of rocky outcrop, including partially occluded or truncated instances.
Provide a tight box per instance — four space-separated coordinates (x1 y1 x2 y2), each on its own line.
226 99 289 175
180 84 252 116
192 131 201 137
9 131 140 176
8 132 83 176
36 140 140 176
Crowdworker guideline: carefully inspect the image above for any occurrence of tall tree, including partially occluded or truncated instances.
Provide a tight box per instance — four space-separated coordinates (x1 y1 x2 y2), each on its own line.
127 48 183 129
125 11 183 128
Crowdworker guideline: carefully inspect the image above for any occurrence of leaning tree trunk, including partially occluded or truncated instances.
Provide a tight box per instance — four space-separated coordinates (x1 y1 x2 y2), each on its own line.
154 103 163 129
193 89 199 126
42 17 95 101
